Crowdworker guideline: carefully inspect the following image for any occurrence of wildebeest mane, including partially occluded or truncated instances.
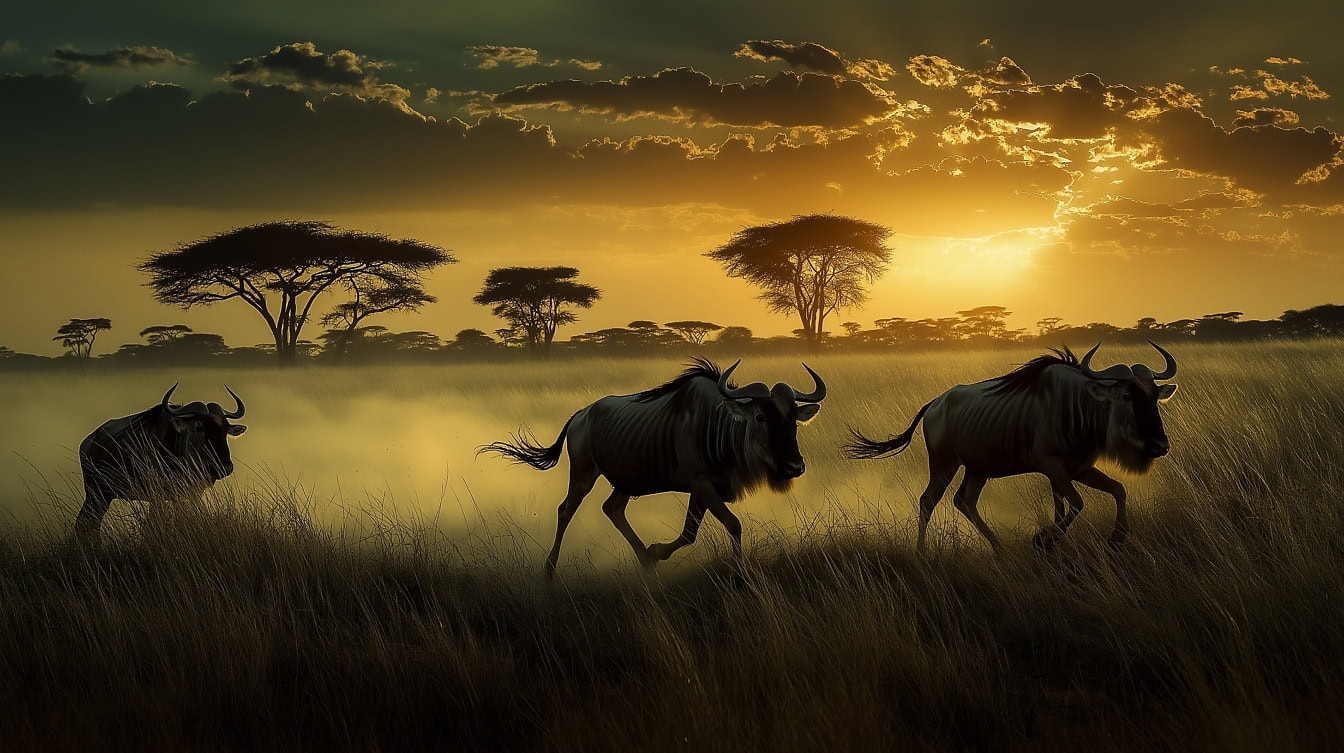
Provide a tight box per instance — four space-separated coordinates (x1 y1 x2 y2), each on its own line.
632 357 727 404
984 346 1080 396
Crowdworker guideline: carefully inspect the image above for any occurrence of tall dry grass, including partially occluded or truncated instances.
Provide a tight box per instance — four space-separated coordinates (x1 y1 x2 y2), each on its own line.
1 341 1342 752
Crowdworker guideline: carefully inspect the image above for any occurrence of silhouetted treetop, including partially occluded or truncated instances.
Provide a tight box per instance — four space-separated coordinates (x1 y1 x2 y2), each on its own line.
664 320 724 345
706 213 891 346
141 221 451 283
140 324 192 344
54 318 111 359
473 266 600 354
140 220 455 365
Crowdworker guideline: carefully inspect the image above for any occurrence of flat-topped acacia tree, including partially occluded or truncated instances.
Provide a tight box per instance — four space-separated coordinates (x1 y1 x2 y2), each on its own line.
706 214 892 348
140 220 455 366
473 266 600 356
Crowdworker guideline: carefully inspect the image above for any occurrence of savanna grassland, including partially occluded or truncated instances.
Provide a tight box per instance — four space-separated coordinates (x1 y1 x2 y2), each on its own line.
1 342 1342 752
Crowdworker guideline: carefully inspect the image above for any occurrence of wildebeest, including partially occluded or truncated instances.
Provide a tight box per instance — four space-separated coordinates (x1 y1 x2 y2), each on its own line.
75 384 247 540
478 358 826 578
844 342 1178 551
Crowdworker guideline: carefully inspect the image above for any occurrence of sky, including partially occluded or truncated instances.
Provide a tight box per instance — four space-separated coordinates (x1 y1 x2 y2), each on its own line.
2 0 1343 355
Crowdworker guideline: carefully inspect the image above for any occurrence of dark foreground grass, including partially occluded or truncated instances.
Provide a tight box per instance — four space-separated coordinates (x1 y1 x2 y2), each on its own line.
1 471 1342 753
3 342 1344 752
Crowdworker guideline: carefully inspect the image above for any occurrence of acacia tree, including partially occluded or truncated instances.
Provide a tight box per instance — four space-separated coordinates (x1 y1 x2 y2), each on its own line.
140 220 454 366
140 324 193 345
318 281 435 363
472 267 600 355
664 320 723 345
706 214 892 346
955 306 1016 343
53 318 112 358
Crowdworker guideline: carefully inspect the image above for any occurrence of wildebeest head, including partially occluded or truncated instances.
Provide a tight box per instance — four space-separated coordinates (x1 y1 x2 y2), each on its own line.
1080 342 1179 472
718 360 825 490
160 384 247 481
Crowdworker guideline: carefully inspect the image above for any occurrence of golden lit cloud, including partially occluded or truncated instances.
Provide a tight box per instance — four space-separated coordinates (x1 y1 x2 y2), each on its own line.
466 45 602 71
906 54 964 88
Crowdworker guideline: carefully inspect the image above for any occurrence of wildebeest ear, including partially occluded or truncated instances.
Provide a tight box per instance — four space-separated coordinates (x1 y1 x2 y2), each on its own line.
795 403 821 424
1084 381 1117 402
723 399 753 420
167 416 197 433
1156 383 1178 402
227 424 248 436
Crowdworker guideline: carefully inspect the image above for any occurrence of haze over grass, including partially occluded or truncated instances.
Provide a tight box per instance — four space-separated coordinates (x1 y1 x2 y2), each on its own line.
1 342 1342 751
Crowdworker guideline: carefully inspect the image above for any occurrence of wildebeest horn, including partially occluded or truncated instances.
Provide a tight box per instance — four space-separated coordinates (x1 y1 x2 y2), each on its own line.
790 363 827 403
223 385 245 419
719 359 771 400
1144 340 1177 380
1079 343 1134 381
161 383 194 417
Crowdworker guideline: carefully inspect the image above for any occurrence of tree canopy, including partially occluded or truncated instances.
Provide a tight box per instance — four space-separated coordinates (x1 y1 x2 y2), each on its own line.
664 320 724 345
472 266 600 354
53 318 111 358
706 214 891 346
140 220 454 365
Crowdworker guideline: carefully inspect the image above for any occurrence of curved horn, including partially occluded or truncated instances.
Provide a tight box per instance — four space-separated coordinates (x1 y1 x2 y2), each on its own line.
161 383 193 416
1079 342 1133 381
718 359 771 400
1146 340 1177 380
790 362 827 403
222 385 245 419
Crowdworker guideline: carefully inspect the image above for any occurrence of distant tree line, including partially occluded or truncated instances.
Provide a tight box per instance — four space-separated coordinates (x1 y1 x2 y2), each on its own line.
5 214 1343 369
5 303 1342 370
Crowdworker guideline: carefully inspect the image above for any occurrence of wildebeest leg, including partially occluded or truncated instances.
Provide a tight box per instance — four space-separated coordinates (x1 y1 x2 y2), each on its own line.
74 475 113 543
543 465 599 581
602 491 651 571
1075 467 1128 546
916 454 959 553
951 473 1000 553
703 498 744 574
1034 470 1086 550
646 497 707 563
1052 493 1066 526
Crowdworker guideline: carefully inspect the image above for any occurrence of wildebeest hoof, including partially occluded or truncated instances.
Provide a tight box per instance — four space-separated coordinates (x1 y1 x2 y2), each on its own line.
1107 530 1129 549
1032 528 1060 551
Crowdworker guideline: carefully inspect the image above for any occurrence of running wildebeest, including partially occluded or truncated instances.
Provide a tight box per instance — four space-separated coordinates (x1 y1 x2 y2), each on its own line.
844 342 1178 552
478 358 826 579
75 384 247 540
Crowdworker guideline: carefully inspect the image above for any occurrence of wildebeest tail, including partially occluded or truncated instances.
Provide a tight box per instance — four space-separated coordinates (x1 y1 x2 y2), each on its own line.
477 414 575 470
843 399 936 460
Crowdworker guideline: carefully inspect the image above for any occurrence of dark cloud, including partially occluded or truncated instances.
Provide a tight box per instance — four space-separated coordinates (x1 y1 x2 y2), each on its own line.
224 42 413 109
0 71 1066 236
735 40 847 76
974 73 1145 141
1232 107 1300 128
47 45 191 74
735 40 896 81
226 41 374 87
468 45 543 69
493 67 895 128
1145 107 1341 196
979 57 1031 86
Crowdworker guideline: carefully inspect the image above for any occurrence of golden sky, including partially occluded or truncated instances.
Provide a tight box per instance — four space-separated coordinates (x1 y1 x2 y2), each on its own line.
2 2 1342 354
